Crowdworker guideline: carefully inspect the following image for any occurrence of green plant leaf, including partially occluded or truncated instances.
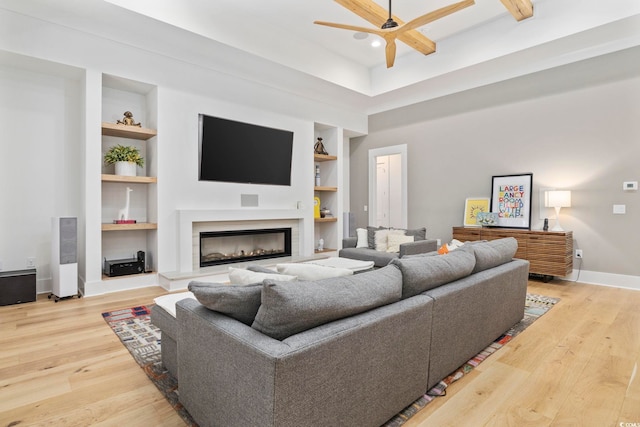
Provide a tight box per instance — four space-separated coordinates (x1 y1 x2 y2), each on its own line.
104 144 144 167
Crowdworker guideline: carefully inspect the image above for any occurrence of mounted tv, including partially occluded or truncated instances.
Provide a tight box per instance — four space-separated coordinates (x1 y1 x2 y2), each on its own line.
198 114 294 186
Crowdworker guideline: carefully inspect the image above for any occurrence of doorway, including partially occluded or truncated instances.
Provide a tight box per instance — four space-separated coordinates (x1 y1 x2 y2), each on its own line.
368 145 407 228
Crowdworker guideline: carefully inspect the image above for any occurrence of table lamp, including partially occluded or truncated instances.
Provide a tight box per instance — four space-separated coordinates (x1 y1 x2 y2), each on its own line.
545 190 571 231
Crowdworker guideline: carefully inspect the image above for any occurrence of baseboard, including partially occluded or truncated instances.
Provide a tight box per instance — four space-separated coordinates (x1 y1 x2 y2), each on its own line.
561 269 640 291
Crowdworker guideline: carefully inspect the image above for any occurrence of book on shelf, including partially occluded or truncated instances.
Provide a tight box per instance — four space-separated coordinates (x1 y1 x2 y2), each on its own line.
113 219 137 224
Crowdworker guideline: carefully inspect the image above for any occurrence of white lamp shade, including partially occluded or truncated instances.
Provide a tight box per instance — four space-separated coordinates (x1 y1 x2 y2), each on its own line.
545 190 571 208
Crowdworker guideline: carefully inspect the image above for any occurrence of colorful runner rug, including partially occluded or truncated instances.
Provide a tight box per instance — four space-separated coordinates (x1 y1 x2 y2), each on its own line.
102 293 558 427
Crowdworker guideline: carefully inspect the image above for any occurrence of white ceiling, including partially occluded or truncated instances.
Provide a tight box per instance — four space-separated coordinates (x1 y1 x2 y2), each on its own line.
104 0 510 69
2 0 640 114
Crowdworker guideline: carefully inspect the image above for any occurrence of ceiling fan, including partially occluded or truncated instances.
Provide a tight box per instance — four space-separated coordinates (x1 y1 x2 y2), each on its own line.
314 0 475 68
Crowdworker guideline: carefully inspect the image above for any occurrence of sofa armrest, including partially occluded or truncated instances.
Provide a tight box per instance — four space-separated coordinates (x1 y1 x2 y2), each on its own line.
399 238 438 257
342 236 357 249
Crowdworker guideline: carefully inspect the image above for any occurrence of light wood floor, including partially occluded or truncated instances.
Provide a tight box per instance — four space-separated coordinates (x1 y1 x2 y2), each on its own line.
1 280 639 426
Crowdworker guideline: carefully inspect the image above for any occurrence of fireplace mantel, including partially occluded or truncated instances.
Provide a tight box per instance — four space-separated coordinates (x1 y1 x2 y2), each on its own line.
177 209 306 272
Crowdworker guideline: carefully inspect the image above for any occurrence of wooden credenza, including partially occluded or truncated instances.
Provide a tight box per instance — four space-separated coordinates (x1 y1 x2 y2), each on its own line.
452 227 573 280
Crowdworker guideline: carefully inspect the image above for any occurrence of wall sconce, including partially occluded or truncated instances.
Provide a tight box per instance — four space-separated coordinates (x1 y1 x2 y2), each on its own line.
545 190 571 231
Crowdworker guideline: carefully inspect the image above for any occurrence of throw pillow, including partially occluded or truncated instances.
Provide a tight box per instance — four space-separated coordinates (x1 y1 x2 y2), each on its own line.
437 238 464 254
228 266 296 285
188 281 263 325
367 226 385 249
251 265 402 340
391 250 476 298
386 234 415 253
356 228 368 248
276 263 353 280
374 228 405 252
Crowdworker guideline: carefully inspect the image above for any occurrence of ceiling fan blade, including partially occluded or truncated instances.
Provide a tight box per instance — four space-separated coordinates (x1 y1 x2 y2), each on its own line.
399 0 475 34
384 37 397 68
314 20 384 36
335 0 389 28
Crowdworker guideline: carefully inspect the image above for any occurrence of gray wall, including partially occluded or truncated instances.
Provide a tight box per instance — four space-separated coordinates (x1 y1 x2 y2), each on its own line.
349 47 640 277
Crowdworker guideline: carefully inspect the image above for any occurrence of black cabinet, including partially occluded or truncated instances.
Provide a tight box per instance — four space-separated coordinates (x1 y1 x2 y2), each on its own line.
0 269 36 306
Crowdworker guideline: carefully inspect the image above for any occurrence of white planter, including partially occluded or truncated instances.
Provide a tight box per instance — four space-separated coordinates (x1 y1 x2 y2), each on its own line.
115 161 137 176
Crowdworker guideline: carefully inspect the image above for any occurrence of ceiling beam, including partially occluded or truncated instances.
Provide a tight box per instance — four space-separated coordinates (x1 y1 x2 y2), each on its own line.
500 0 534 21
335 0 436 55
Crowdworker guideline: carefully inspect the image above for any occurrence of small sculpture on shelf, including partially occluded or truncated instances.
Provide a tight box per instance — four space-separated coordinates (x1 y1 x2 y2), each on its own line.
117 111 141 127
114 187 136 224
314 137 328 155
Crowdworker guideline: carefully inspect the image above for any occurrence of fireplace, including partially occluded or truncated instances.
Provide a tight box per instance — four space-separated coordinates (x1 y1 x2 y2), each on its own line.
199 228 292 267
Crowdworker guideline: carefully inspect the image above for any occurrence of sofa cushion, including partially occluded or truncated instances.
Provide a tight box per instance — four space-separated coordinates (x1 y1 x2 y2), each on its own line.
391 250 476 298
276 263 353 280
228 266 296 285
251 265 403 340
338 247 399 268
386 234 414 253
188 281 263 325
464 237 518 273
394 227 427 241
246 264 278 274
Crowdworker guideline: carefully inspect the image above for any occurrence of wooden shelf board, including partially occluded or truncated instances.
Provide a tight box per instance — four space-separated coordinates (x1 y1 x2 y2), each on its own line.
102 222 158 231
314 154 338 162
314 217 337 223
101 174 157 183
101 122 157 140
314 186 337 192
315 248 336 253
101 271 156 281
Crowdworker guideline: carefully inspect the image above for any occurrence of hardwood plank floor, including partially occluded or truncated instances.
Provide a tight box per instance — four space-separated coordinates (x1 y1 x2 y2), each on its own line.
0 280 638 426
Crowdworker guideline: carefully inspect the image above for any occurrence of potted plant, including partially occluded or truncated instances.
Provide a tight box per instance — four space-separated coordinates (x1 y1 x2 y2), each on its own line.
104 144 144 176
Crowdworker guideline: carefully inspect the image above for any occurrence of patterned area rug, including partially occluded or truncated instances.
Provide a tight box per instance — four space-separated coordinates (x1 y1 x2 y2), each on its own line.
101 306 197 426
102 293 558 427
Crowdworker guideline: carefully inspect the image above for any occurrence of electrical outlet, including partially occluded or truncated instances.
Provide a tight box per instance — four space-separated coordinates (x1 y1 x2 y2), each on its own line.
575 249 583 259
26 257 36 268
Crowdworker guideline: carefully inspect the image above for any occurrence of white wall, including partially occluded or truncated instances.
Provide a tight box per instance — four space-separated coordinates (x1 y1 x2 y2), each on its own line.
0 61 83 293
156 87 313 273
349 50 640 288
0 9 365 293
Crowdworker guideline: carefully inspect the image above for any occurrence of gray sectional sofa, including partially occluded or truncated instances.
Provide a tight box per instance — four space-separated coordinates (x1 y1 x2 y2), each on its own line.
339 226 438 267
152 237 529 427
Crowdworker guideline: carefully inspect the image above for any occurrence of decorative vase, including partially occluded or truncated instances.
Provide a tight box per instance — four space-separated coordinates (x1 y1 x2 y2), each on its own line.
115 161 137 176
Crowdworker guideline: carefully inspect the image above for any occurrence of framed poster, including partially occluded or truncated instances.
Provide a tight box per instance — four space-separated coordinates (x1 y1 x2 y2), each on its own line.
463 198 490 227
490 173 533 229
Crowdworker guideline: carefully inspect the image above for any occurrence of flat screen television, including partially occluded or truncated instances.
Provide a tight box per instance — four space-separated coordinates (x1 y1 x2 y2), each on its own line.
198 114 294 186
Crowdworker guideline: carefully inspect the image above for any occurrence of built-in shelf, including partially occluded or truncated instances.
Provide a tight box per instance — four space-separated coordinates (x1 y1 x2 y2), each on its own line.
101 174 157 183
314 153 338 162
101 122 157 140
315 248 336 253
102 271 156 281
102 223 158 231
315 217 337 223
314 186 338 192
